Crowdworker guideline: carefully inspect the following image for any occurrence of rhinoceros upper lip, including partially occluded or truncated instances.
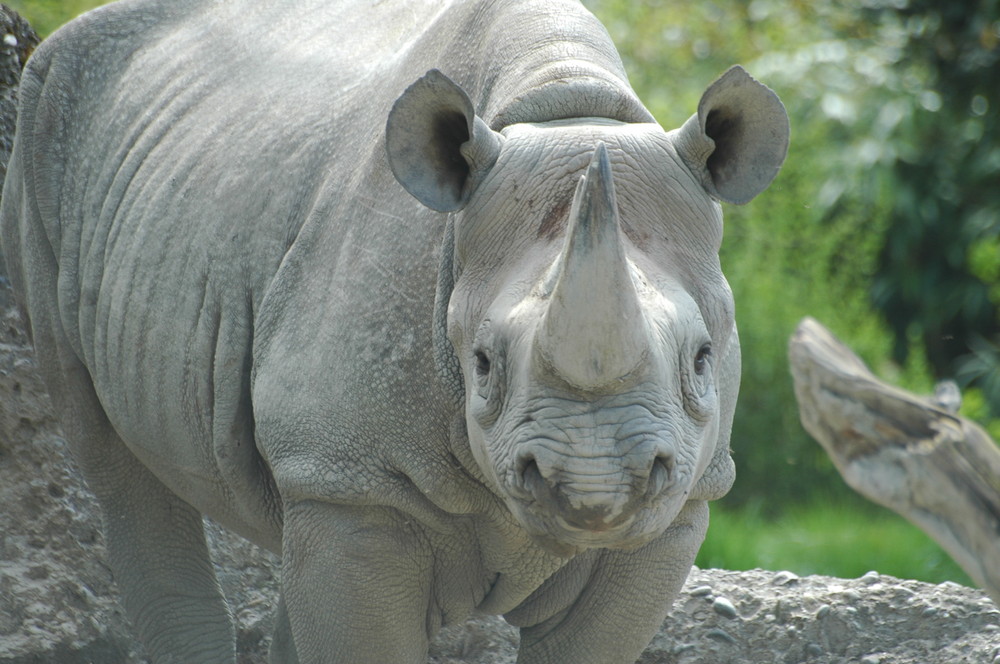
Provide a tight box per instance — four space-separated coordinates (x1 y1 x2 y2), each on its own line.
507 434 679 500
506 451 678 537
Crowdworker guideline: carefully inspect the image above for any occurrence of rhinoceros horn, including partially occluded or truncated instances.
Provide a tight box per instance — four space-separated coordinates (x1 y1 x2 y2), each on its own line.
536 143 649 392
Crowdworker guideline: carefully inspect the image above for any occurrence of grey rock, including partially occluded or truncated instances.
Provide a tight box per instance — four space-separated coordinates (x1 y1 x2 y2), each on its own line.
712 597 738 619
773 570 800 586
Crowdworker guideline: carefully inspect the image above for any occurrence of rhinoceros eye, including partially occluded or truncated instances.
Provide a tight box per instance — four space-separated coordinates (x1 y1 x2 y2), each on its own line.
683 342 716 421
470 342 504 426
694 343 712 376
474 349 492 378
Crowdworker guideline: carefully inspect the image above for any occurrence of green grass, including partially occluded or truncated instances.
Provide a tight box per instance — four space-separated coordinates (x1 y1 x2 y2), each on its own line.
7 0 104 37
697 500 974 587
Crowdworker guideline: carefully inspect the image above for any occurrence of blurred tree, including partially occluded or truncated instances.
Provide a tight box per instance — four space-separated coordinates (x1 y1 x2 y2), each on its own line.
869 0 1000 412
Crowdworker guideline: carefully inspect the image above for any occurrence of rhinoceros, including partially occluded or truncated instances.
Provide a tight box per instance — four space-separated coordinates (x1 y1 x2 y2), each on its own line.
0 0 788 662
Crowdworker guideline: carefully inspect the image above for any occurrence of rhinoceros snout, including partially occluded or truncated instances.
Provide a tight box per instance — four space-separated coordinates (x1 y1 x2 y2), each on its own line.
514 447 676 531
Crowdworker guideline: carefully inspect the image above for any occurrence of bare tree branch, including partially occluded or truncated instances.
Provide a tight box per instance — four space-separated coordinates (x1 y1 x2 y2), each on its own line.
789 316 1000 606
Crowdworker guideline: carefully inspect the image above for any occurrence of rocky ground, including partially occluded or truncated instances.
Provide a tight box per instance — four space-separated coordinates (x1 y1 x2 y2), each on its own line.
2 276 999 663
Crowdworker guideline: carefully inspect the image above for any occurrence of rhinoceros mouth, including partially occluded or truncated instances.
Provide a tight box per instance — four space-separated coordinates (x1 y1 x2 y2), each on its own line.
501 443 688 553
507 493 684 555
511 451 676 519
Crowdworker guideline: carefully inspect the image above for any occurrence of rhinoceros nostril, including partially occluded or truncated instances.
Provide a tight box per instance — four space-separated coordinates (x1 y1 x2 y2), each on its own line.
647 452 675 497
516 453 535 480
516 455 552 503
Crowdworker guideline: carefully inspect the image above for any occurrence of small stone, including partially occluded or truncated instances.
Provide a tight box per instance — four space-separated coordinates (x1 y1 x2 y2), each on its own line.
712 597 738 619
671 643 696 656
773 598 790 623
705 628 737 644
806 643 824 657
842 589 862 602
25 565 48 580
773 570 800 586
860 657 881 664
690 585 713 597
816 604 831 619
2 34 16 47
922 606 939 617
861 570 880 585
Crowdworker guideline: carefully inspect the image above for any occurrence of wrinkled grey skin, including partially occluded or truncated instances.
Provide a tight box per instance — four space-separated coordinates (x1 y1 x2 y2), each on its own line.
0 1 788 663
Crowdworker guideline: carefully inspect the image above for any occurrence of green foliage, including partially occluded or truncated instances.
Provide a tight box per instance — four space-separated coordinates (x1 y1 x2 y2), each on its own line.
6 0 100 36
960 387 1000 441
865 0 1000 412
697 500 974 586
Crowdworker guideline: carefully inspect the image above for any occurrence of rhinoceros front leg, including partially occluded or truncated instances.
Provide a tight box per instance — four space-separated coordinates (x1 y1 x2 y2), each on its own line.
279 501 435 664
514 500 709 664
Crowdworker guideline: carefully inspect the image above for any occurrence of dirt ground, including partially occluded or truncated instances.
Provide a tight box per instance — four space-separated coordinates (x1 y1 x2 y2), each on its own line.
2 277 999 664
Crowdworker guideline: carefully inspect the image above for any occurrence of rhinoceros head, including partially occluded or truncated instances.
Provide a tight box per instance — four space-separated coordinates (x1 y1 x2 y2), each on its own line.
387 68 788 554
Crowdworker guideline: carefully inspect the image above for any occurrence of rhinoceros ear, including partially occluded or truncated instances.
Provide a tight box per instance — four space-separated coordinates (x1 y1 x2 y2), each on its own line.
675 66 789 205
386 69 503 212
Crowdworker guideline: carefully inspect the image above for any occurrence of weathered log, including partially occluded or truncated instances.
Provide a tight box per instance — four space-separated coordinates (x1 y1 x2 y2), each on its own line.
789 316 1000 606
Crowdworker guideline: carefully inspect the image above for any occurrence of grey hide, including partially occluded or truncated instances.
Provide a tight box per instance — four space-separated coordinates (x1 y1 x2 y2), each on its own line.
0 1 789 663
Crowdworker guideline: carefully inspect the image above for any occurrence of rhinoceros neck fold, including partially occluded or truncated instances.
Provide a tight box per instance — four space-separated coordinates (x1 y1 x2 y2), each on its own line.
536 143 649 392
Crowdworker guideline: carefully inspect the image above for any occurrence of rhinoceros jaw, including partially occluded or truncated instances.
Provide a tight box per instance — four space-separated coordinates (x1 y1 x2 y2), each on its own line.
535 142 650 393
